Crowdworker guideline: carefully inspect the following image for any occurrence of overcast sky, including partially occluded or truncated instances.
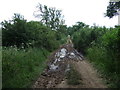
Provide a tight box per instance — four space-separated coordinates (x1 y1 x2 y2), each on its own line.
0 0 118 27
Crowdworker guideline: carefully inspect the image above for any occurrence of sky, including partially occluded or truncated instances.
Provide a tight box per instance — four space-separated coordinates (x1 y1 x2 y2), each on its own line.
0 0 118 27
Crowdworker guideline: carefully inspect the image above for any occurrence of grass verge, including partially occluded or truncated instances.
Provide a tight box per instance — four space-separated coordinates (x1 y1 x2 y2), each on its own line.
87 47 120 88
2 47 49 88
66 64 82 85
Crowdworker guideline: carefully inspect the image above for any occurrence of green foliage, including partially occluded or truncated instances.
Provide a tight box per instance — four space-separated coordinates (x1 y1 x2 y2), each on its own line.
72 22 120 88
106 1 120 18
67 22 89 36
1 13 66 88
72 25 107 54
87 46 120 88
1 14 62 51
1 14 29 47
2 47 49 88
27 21 60 51
66 65 81 85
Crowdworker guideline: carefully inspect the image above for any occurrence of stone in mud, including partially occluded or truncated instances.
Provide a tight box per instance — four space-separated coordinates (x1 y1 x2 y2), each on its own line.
50 64 59 70
59 48 67 58
70 52 75 56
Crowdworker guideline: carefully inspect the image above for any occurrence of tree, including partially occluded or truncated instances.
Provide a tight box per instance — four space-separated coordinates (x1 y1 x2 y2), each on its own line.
1 14 60 50
27 21 60 51
34 3 65 30
1 13 29 47
106 1 120 18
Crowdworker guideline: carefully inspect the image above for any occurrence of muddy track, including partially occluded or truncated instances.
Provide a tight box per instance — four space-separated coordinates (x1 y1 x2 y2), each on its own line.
56 60 107 88
32 44 107 88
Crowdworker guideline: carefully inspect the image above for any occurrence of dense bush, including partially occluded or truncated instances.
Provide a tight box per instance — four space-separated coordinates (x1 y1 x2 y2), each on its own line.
1 14 67 88
72 25 108 54
1 14 29 47
72 23 120 88
2 47 49 88
87 28 119 87
27 21 60 51
1 14 65 51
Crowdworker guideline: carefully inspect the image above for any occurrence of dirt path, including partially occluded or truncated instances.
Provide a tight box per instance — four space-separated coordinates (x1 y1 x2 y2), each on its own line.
56 60 107 88
32 44 107 88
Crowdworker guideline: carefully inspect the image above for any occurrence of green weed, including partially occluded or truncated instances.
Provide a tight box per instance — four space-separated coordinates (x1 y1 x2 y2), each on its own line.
2 47 49 88
66 65 81 85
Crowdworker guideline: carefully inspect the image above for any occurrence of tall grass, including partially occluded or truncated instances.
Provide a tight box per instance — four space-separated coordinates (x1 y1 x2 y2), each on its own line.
87 46 119 88
86 28 120 88
2 47 49 88
72 25 120 88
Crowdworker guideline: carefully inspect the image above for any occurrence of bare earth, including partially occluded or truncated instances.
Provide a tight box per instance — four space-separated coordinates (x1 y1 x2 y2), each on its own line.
33 44 107 88
56 60 107 88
